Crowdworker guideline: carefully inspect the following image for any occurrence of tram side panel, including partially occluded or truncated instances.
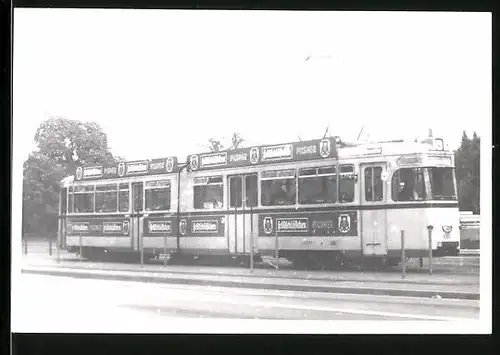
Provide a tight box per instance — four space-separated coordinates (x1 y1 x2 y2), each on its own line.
426 206 460 256
385 206 460 258
255 210 362 257
142 174 180 253
178 171 229 255
66 216 132 251
385 207 428 258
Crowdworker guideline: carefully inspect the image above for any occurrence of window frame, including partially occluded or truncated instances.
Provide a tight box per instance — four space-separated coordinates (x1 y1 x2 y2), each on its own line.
94 183 119 213
144 179 172 212
73 184 95 214
364 166 384 202
298 165 338 205
193 175 225 210
391 167 428 202
260 168 297 207
338 164 356 203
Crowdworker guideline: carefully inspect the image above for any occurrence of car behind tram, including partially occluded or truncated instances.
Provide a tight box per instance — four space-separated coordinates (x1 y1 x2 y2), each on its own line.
58 135 460 269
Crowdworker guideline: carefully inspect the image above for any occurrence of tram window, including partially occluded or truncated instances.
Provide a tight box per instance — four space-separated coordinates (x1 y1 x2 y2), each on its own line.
392 168 427 201
229 177 243 208
339 165 355 203
74 191 94 213
95 184 118 213
261 169 296 206
245 175 258 207
132 183 143 212
365 167 383 201
118 184 129 212
145 180 171 211
428 167 456 200
298 166 337 204
194 176 224 209
68 193 74 213
119 190 129 212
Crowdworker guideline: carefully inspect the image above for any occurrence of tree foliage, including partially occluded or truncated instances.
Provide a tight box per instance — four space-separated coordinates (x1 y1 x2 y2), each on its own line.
23 117 120 235
454 131 480 214
207 133 244 152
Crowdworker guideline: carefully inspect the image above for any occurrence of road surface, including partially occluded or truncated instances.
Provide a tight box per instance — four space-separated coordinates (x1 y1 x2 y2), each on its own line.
12 273 479 333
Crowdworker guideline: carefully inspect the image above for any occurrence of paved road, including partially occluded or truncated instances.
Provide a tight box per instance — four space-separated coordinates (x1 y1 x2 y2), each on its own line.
12 274 479 333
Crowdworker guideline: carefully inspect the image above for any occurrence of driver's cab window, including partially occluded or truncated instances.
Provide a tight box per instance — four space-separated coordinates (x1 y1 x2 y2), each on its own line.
392 168 427 201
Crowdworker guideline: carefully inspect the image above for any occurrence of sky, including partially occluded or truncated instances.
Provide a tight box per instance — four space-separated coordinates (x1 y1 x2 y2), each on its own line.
13 10 491 163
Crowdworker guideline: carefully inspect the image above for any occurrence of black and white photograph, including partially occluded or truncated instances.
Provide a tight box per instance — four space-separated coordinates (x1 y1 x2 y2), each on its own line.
11 9 491 333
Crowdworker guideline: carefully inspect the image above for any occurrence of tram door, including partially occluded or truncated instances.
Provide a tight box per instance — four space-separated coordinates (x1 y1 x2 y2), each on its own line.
228 174 258 254
131 182 143 251
360 163 388 256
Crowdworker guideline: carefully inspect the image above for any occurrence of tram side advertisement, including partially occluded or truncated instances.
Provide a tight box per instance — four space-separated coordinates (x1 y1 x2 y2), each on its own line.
258 211 358 237
67 218 131 237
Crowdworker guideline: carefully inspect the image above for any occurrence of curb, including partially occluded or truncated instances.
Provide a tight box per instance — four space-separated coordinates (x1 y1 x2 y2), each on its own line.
24 262 480 286
21 268 480 301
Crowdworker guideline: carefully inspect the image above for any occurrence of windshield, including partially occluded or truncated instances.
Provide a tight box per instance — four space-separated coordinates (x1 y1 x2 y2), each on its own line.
428 167 456 200
392 167 457 201
392 168 427 201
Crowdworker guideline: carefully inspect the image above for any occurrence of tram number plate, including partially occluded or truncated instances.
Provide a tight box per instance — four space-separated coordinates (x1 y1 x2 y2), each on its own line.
330 241 337 246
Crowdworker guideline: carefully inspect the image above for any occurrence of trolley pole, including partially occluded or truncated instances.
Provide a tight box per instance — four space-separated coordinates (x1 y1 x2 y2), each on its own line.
427 225 434 275
163 230 167 267
401 230 406 279
250 205 254 273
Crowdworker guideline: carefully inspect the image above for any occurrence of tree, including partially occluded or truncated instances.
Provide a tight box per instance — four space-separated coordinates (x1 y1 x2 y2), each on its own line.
34 117 116 174
454 131 480 214
207 133 244 152
23 117 120 235
229 132 244 150
207 138 224 152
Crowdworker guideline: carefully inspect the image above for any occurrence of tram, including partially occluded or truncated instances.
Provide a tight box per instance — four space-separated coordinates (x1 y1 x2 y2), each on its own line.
58 135 460 268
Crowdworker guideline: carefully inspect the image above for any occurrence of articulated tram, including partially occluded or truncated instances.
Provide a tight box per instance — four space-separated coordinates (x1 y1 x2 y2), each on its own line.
57 135 460 268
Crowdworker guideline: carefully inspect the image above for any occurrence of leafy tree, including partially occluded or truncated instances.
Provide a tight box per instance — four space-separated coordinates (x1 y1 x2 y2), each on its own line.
207 138 224 152
34 117 116 173
229 132 244 150
23 117 120 236
454 131 480 214
207 133 244 152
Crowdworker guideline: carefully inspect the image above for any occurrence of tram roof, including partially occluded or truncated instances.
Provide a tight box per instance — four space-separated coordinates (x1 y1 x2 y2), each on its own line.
64 135 449 183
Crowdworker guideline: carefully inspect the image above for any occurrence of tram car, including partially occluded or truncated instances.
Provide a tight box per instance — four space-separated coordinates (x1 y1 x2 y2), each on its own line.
58 134 460 268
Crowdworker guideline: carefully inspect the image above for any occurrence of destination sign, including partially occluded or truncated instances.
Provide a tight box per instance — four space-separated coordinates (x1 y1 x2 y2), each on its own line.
74 156 178 181
187 137 337 171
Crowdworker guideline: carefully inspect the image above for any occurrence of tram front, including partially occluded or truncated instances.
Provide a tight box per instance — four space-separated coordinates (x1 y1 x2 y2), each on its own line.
391 148 460 258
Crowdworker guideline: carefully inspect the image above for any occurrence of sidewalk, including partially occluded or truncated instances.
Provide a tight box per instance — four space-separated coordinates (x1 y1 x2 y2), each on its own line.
20 253 480 285
21 264 479 300
20 255 479 300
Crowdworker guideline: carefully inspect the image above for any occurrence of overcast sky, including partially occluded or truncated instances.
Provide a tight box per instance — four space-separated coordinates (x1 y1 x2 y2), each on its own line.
14 9 491 163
